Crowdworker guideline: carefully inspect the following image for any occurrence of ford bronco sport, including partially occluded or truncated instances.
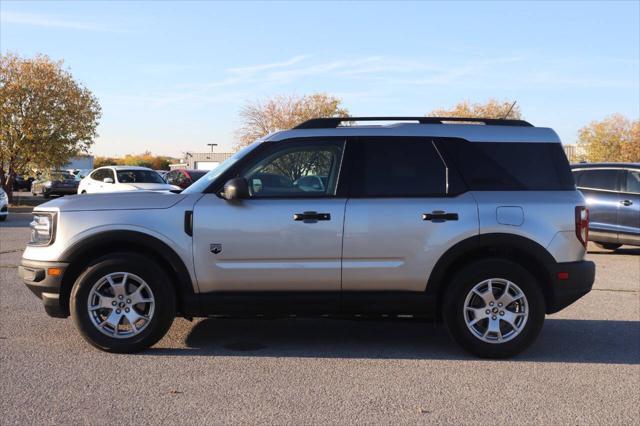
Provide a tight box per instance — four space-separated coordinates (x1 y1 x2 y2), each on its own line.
19 117 595 358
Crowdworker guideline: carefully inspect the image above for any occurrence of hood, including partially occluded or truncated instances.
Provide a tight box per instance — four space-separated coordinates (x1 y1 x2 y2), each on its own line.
35 191 187 212
121 183 178 191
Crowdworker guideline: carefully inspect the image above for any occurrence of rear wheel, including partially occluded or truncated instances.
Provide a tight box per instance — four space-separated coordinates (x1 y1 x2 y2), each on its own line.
70 253 175 353
595 242 621 251
443 258 545 358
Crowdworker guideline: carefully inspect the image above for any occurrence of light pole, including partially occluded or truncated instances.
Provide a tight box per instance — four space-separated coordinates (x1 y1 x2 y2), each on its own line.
207 143 217 153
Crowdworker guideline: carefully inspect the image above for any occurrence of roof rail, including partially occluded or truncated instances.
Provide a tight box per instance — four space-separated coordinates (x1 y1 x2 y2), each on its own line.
294 116 533 129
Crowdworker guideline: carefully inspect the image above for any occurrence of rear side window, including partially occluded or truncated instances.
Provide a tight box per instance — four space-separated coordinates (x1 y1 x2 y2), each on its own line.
576 169 621 191
436 140 575 190
626 170 640 193
350 138 446 197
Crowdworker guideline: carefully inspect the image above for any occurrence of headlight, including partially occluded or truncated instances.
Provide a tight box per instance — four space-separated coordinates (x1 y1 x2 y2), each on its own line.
29 212 56 246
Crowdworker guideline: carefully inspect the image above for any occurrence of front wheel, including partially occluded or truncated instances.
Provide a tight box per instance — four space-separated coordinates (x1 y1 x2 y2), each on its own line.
443 258 545 358
70 252 175 353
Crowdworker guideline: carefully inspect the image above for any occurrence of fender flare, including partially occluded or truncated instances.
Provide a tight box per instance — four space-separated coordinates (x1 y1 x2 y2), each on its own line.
59 230 200 316
425 233 556 307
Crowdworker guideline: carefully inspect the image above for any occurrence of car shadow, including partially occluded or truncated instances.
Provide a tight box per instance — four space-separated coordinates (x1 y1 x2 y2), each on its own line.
588 246 640 256
145 317 640 365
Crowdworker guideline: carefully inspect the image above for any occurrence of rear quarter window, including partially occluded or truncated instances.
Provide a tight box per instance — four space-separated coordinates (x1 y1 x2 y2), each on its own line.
436 140 575 191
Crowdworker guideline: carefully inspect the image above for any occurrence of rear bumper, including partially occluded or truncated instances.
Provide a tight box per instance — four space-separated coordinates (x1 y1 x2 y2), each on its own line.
19 259 69 318
46 187 78 196
546 260 595 314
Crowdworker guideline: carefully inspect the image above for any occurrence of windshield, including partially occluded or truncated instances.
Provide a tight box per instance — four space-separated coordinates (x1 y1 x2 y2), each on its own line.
183 142 261 194
116 170 165 184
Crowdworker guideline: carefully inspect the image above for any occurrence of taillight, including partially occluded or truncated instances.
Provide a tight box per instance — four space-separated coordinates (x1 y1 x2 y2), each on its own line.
575 206 589 248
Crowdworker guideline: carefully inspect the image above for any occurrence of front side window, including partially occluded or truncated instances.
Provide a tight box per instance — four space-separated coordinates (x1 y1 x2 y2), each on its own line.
577 169 620 192
241 141 344 198
626 170 640 193
116 170 164 184
350 139 446 197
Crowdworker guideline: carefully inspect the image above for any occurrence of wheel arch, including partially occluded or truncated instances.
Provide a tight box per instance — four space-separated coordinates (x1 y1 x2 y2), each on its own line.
426 233 556 317
58 231 199 318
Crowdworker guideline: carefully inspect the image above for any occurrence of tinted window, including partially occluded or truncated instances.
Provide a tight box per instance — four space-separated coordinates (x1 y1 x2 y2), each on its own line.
351 139 446 197
116 170 165 184
577 169 620 191
241 141 344 198
436 140 575 190
626 170 640 193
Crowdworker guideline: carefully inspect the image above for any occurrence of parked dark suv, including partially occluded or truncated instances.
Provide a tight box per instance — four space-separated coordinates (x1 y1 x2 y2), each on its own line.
571 163 640 250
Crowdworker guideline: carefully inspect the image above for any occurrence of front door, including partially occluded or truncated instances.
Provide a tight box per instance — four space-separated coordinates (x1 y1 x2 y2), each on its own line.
192 139 346 293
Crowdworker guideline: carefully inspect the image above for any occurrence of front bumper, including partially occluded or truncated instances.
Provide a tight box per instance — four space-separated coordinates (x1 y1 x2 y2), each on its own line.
19 259 69 318
546 260 596 314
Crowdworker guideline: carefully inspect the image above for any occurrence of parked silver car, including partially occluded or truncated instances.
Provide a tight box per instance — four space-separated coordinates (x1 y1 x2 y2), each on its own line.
19 117 595 358
571 163 640 249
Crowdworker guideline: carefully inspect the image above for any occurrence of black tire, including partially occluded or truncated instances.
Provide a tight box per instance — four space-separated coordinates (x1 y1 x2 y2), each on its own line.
70 252 175 353
442 258 545 358
595 242 621 251
0 215 6 222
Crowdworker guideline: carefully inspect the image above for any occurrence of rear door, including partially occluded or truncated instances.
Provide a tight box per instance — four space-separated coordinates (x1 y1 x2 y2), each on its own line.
575 168 624 242
341 137 479 292
619 169 640 245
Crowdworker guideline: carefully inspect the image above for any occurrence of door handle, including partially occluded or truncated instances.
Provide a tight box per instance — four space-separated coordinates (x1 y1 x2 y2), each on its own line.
620 200 633 206
422 211 459 221
293 211 331 222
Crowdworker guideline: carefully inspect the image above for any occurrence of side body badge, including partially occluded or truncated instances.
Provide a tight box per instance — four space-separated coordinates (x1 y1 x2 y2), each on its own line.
210 243 222 254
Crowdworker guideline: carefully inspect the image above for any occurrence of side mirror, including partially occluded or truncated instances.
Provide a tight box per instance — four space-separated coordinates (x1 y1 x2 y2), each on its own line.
222 177 249 200
103 177 114 184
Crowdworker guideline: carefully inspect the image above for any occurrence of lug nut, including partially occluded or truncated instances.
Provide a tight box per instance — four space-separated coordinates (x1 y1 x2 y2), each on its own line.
485 309 491 315
125 308 130 313
116 309 121 314
492 315 497 320
126 299 131 304
500 311 504 316
111 301 117 306
118 295 123 300
498 303 503 307
489 302 494 307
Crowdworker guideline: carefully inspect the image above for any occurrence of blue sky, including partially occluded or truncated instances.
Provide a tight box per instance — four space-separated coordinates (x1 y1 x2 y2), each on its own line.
1 1 639 157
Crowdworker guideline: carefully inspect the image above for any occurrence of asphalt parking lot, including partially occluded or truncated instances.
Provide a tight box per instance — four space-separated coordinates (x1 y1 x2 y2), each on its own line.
1 212 639 425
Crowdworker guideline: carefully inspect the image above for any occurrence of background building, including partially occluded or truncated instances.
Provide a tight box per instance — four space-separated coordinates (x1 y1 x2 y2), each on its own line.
169 151 234 170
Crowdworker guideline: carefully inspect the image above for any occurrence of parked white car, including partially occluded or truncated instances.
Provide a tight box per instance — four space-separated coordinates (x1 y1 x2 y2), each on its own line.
0 187 8 221
77 166 180 194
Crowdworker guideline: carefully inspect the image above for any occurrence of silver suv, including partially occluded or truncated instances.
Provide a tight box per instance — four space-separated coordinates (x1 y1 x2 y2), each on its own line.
19 117 595 358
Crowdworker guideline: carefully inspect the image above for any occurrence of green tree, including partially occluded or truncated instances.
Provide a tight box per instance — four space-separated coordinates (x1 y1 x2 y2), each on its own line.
429 98 522 119
577 114 639 162
0 53 101 201
236 93 349 149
